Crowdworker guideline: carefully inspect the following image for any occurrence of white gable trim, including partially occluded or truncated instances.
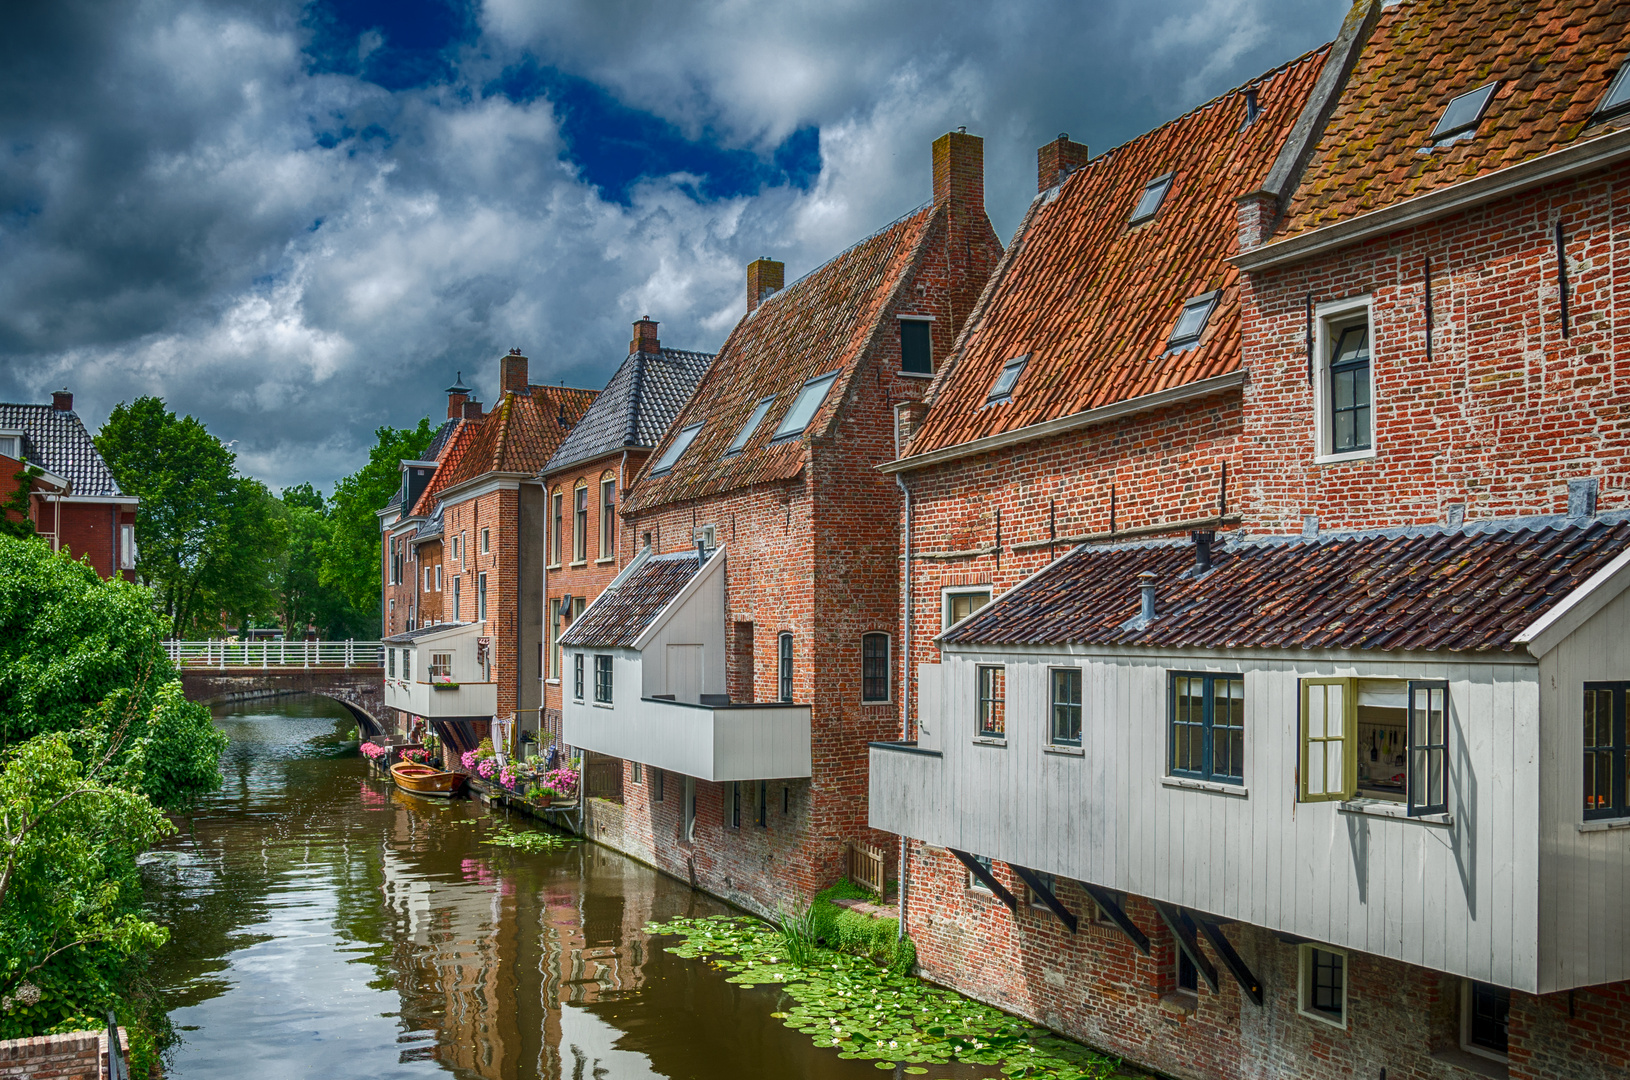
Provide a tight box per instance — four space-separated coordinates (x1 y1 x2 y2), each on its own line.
1515 544 1630 658
633 547 726 651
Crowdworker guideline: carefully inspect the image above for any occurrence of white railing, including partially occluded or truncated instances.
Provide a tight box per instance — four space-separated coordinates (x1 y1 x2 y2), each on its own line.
164 640 383 669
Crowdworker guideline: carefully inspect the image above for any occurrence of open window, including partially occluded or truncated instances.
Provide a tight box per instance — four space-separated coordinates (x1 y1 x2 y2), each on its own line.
773 372 840 440
1300 677 1448 815
650 423 703 475
1431 82 1498 142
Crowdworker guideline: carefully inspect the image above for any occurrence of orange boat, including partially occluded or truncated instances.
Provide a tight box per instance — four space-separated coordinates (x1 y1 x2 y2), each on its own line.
390 761 467 797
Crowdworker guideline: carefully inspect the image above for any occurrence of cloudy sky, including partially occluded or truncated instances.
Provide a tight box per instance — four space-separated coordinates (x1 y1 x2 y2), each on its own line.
0 0 1343 493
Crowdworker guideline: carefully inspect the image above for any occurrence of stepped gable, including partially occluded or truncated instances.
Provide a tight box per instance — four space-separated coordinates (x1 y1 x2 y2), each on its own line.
900 48 1329 460
544 347 715 475
620 205 937 513
0 403 123 497
558 550 711 648
943 516 1630 653
1279 0 1630 237
412 385 597 515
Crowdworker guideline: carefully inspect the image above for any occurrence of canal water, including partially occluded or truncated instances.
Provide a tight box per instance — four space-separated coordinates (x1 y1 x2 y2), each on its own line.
141 696 1000 1079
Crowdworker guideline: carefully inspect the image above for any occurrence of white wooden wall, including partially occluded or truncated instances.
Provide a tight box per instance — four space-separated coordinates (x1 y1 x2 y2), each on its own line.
872 644 1551 991
639 556 727 701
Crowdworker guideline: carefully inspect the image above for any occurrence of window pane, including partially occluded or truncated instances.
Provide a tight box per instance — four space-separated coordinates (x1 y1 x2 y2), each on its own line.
1333 368 1356 410
1052 668 1082 744
1310 949 1344 1018
978 667 1006 737
727 398 774 455
773 373 839 439
1131 175 1171 222
651 423 703 473
988 357 1027 400
1468 982 1510 1054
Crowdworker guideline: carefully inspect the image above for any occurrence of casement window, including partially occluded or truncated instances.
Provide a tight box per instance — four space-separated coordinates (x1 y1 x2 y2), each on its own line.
1596 65 1630 122
966 853 994 893
650 423 703 475
728 781 742 829
434 565 442 591
573 484 588 561
451 534 460 562
548 599 560 679
0 433 19 459
773 372 840 440
726 397 774 456
1298 945 1347 1028
119 524 136 569
402 649 412 682
1583 683 1629 819
550 491 563 565
593 654 613 704
1315 298 1374 460
862 633 890 702
985 355 1028 403
1432 82 1498 142
573 653 584 700
1169 672 1245 785
480 527 490 554
1129 172 1173 223
387 648 396 678
943 588 991 630
599 477 615 557
429 652 452 679
477 572 487 622
976 665 1006 739
778 632 794 702
631 761 643 784
1300 677 1448 815
1461 981 1511 1062
1051 667 1083 747
899 317 933 375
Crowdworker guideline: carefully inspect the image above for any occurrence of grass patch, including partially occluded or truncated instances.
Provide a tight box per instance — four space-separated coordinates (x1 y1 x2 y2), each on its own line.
809 879 915 974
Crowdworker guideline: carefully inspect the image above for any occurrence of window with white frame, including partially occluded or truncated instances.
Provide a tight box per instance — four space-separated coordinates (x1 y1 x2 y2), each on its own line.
573 483 588 561
434 565 442 591
1461 980 1510 1062
1300 677 1448 815
477 572 487 622
119 524 136 569
452 576 461 619
424 567 433 592
0 433 20 460
548 598 560 679
943 587 991 630
1315 298 1374 460
966 853 994 893
594 654 613 704
402 649 413 682
1298 945 1347 1027
631 761 643 784
550 491 563 565
1051 667 1082 747
1025 870 1056 910
429 652 453 680
481 527 490 554
387 648 395 679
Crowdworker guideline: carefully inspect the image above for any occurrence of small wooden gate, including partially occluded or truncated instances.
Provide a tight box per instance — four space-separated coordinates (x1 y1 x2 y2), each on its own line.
845 840 888 898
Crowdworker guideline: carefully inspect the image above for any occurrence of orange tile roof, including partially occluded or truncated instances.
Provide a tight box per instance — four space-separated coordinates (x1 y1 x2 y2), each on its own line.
902 48 1329 459
620 205 939 514
1279 0 1630 236
412 385 598 515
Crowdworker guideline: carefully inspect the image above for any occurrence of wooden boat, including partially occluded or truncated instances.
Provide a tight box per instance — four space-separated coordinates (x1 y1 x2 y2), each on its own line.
390 761 467 797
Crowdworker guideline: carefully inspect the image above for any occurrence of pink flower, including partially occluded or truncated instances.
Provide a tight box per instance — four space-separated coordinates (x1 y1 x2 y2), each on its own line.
476 758 496 779
460 750 478 770
499 768 516 790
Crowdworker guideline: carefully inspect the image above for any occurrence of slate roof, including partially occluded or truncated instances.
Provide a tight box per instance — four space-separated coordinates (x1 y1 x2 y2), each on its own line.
944 516 1630 654
1279 0 1630 237
901 49 1329 459
558 550 711 648
0 403 124 498
543 347 714 476
414 503 444 542
383 621 475 645
621 205 942 513
411 385 598 516
423 417 462 462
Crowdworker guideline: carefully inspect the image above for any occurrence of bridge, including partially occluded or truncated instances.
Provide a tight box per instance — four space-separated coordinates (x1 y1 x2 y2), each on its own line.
167 640 388 735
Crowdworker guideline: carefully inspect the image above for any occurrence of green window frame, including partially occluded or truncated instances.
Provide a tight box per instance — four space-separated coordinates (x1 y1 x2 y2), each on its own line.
1050 667 1082 747
1168 672 1244 785
1584 683 1629 820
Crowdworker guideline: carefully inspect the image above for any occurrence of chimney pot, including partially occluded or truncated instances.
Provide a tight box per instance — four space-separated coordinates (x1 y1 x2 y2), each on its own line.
630 317 661 355
1137 570 1158 623
499 351 528 396
1191 530 1215 574
933 129 985 213
1036 134 1090 193
52 388 73 412
747 258 785 314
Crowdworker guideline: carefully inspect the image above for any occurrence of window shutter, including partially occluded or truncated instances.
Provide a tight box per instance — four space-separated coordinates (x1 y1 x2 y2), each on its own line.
1301 678 1355 802
1407 680 1449 816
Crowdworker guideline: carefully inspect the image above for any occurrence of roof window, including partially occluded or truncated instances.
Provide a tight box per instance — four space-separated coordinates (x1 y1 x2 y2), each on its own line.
726 396 774 456
1595 65 1630 122
985 355 1029 403
1430 82 1498 142
649 422 703 475
1129 173 1173 224
772 371 840 440
1167 292 1221 350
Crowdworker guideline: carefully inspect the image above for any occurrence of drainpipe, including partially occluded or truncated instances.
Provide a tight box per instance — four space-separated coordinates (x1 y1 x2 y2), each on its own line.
895 473 912 941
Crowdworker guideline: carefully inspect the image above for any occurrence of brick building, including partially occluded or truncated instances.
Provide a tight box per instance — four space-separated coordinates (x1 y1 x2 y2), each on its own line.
558 130 1004 919
0 390 137 579
869 3 1630 1079
537 319 713 747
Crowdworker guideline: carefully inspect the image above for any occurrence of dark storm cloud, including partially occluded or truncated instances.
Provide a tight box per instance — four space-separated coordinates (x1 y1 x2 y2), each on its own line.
0 0 1345 491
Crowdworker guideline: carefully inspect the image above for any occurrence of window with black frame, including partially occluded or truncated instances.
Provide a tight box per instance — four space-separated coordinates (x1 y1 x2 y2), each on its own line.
573 653 584 700
1462 981 1510 1061
862 633 890 702
1169 672 1244 784
1584 683 1628 820
778 633 794 702
1299 946 1346 1026
593 654 613 704
1328 320 1371 454
1051 668 1082 747
977 666 1006 739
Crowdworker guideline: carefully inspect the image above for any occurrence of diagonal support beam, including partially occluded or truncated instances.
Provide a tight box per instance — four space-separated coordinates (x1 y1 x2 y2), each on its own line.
1080 883 1150 955
1010 865 1077 932
1152 900 1218 992
1195 918 1263 1006
948 849 1017 911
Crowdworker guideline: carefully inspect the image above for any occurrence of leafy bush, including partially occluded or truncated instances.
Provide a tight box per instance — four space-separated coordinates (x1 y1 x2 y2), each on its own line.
808 879 916 974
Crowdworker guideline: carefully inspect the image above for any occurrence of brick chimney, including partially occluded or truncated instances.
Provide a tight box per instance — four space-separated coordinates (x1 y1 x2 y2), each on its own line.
630 316 660 355
52 388 73 412
499 349 528 396
1037 134 1089 192
933 128 984 212
462 398 484 420
747 258 784 314
445 371 472 419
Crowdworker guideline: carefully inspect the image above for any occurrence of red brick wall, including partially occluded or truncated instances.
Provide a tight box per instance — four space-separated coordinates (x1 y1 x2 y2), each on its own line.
55 501 125 579
444 488 522 717
0 1027 125 1080
416 537 444 624
383 524 417 636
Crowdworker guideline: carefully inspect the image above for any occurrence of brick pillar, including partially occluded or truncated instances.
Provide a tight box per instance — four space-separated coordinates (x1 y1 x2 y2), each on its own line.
630 317 661 355
1036 134 1090 192
747 259 784 313
932 129 983 212
500 349 528 395
1235 190 1279 250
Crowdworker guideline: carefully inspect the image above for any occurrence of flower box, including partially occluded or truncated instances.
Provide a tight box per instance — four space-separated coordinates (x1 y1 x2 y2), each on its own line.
431 682 461 690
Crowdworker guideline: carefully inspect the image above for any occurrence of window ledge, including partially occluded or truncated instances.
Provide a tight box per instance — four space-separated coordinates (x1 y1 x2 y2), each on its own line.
1157 992 1197 1016
1431 1047 1508 1079
547 563 562 570
1339 799 1452 826
1162 777 1248 798
593 701 614 709
1578 817 1630 833
1044 744 1084 757
570 560 588 569
1313 448 1377 466
972 736 1008 748
898 370 935 379
544 678 560 686
595 557 616 565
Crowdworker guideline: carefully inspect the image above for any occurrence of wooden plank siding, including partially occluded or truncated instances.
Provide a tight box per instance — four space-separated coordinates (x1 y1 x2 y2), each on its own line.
870 644 1567 992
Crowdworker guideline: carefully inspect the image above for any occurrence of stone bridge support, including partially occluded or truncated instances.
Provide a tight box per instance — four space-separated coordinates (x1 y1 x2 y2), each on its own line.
179 667 389 735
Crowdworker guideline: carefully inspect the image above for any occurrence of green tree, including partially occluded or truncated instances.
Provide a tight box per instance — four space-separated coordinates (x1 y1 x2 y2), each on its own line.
321 420 434 635
1 462 43 540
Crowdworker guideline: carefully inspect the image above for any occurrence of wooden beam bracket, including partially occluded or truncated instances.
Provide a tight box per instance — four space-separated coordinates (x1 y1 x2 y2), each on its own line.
1195 918 1264 1006
948 849 1018 911
1152 900 1219 992
1081 883 1150 955
1011 865 1077 933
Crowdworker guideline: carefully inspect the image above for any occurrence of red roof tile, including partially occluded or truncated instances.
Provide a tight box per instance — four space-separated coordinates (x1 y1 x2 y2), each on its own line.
558 551 709 648
902 49 1329 459
412 385 598 515
1280 0 1630 236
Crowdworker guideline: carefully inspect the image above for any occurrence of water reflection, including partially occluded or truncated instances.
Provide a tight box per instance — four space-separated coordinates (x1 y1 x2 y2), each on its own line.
144 696 990 1079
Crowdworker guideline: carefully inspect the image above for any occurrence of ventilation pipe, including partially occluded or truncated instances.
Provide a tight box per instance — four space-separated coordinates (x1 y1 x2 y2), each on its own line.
1192 531 1215 574
1138 571 1158 623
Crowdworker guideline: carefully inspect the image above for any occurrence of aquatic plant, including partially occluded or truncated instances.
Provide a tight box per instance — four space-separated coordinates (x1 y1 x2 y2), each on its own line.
776 902 819 968
480 824 577 852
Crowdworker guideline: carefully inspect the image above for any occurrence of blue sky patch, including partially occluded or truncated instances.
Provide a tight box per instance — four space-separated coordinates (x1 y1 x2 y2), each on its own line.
303 0 475 91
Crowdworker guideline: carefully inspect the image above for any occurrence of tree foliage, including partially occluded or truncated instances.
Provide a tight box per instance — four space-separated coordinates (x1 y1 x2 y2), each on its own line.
1 462 43 540
321 420 435 629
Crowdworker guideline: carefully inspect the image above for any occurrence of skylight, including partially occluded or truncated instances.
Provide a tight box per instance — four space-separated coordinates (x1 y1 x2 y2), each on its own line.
1431 82 1498 142
1129 173 1173 223
1597 65 1630 121
726 396 775 456
772 372 840 440
1167 292 1220 349
649 422 703 475
985 355 1029 403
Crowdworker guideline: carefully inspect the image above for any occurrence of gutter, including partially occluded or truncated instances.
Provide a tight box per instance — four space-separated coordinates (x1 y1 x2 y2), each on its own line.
879 371 1245 475
1237 127 1630 272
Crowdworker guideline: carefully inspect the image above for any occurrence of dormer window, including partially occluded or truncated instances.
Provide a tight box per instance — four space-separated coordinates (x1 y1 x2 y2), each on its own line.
726 397 774 456
1595 65 1630 122
772 371 839 440
985 355 1028 403
1167 292 1220 350
1431 82 1498 142
1129 173 1173 224
650 422 703 475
